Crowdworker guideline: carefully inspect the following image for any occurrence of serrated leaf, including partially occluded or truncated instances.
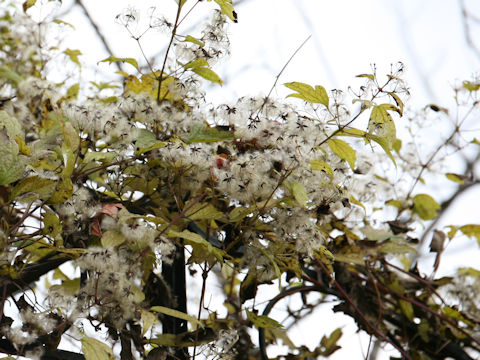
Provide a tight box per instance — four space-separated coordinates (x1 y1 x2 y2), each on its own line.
287 181 308 207
328 139 356 170
310 160 334 179
81 337 113 360
284 82 329 108
64 49 82 67
151 306 203 329
192 66 223 85
99 56 139 71
184 35 205 47
413 194 440 220
213 0 238 22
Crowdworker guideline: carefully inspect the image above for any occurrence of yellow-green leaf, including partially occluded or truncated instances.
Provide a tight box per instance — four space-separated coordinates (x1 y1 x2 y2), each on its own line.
184 35 205 47
99 56 139 71
191 66 223 85
101 230 126 248
284 82 329 108
287 181 308 207
310 160 334 179
463 80 480 92
141 310 158 336
320 328 343 356
81 336 113 360
388 92 404 116
399 299 414 321
413 194 440 220
212 0 238 22
23 0 36 12
182 58 209 69
459 224 480 245
445 173 465 184
43 211 61 238
64 49 82 68
368 105 397 149
151 306 203 329
0 66 24 86
10 176 55 200
246 310 283 329
356 73 375 81
328 139 356 170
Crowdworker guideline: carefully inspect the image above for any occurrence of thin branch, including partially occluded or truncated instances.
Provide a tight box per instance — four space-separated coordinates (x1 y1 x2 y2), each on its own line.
75 0 122 73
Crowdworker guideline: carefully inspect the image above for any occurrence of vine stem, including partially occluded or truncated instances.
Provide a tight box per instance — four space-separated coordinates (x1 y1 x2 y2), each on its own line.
157 3 183 102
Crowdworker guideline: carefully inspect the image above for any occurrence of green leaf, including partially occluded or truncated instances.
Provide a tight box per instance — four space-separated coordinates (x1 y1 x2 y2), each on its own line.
83 151 118 164
99 56 139 71
445 173 465 184
320 328 343 356
310 160 334 179
168 230 224 263
175 0 188 8
0 142 27 186
141 310 158 336
23 0 36 12
463 80 480 92
101 230 126 248
240 269 258 303
328 139 356 170
184 203 224 221
10 176 56 200
212 0 238 22
134 129 166 154
365 133 396 166
191 66 223 85
81 336 113 360
151 306 203 329
0 110 23 139
399 299 414 321
459 224 480 245
284 82 329 108
182 58 209 69
387 92 404 116
368 105 397 149
53 19 75 29
43 211 61 238
287 181 308 207
0 66 24 86
186 123 233 144
246 310 283 329
413 194 440 220
64 49 82 68
356 73 375 81
66 83 79 99
184 35 205 47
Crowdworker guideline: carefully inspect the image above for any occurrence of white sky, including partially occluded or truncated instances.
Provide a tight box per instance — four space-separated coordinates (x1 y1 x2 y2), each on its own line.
18 0 480 359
